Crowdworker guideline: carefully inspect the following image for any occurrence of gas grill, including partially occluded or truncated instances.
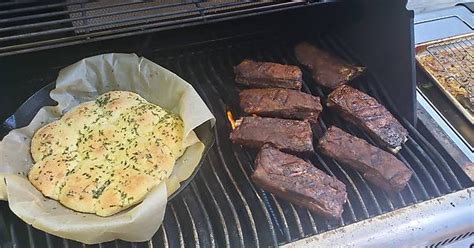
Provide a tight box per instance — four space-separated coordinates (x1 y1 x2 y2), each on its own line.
1 1 473 247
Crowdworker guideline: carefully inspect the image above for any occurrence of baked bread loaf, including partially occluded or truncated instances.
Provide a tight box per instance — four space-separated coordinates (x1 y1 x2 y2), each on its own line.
29 91 184 216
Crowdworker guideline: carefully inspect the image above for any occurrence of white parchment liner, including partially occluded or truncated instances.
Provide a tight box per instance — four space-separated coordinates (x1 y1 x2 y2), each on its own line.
0 53 215 244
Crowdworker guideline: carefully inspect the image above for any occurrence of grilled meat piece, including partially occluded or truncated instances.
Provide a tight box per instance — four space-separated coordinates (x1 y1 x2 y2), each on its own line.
239 88 323 123
294 42 364 89
318 127 412 192
234 60 303 90
229 116 314 154
327 85 408 153
252 144 347 219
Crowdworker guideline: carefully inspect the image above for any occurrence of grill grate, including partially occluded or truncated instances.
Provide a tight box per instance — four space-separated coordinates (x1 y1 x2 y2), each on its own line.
416 33 474 124
0 0 318 57
1 33 473 247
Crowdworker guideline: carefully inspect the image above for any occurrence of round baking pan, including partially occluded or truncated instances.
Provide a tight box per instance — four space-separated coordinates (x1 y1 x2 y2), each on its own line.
0 82 215 200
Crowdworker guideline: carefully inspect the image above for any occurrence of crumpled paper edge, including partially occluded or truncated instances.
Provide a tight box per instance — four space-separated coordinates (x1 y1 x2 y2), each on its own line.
0 53 215 244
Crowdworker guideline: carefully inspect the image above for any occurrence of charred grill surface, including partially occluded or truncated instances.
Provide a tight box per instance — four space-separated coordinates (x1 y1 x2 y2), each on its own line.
239 88 322 123
252 144 347 219
229 116 314 154
234 59 303 90
318 126 412 192
294 42 363 89
327 85 408 152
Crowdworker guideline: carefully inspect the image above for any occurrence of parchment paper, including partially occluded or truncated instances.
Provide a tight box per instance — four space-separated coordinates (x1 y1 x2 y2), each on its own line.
0 53 215 244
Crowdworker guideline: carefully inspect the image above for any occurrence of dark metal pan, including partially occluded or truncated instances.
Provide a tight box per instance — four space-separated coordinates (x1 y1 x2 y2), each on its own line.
0 82 215 201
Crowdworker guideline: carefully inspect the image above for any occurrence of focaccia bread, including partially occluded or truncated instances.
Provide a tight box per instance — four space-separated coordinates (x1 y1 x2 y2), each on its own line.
29 91 185 217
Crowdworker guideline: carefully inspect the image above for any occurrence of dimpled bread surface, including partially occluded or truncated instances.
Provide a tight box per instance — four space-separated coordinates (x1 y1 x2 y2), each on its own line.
29 91 185 216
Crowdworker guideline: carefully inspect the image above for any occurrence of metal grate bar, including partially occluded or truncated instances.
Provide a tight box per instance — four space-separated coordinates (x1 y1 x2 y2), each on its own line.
45 233 54 248
62 239 70 248
193 0 205 19
180 198 200 247
324 159 365 220
196 171 230 246
451 42 474 64
195 53 282 245
417 34 474 124
204 46 291 242
406 127 463 190
0 0 90 15
0 1 39 8
26 225 36 248
0 2 197 32
190 182 216 247
459 38 474 57
161 219 169 247
9 221 18 247
201 151 245 246
189 182 216 247
396 155 426 201
0 2 248 42
168 205 185 248
192 57 272 243
0 1 160 24
442 42 473 73
403 137 442 195
406 138 452 191
181 56 268 245
185 81 260 246
0 1 305 57
173 63 246 245
429 44 472 73
303 208 318 234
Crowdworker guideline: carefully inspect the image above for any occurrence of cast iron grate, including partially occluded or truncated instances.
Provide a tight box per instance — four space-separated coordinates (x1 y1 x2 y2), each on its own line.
0 33 473 248
0 0 319 57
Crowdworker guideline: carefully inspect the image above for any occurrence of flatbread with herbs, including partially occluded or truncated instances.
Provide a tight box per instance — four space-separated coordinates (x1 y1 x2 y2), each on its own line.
29 91 184 216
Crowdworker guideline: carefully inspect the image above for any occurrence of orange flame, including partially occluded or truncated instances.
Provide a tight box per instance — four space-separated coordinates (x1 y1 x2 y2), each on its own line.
226 110 236 129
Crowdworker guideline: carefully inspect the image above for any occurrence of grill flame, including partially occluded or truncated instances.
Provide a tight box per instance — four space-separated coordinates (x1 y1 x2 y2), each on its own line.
226 110 237 129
